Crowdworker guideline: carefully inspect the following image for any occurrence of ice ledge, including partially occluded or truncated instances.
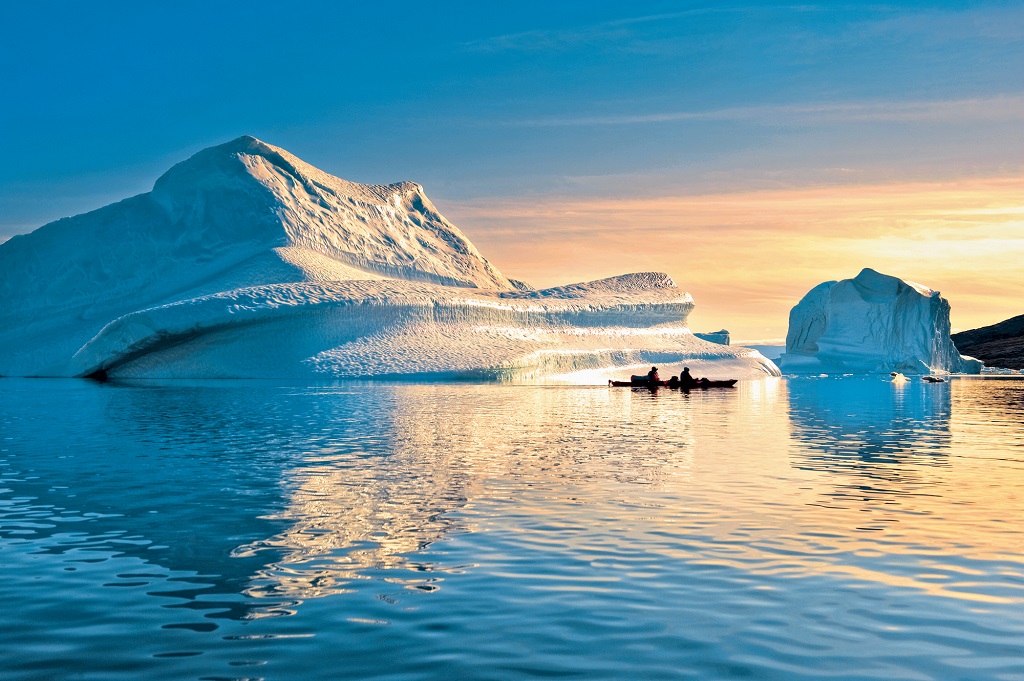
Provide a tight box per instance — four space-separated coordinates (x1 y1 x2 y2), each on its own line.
63 277 777 381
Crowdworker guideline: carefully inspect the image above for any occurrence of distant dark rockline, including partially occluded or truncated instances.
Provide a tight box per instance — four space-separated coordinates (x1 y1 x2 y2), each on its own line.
952 313 1024 369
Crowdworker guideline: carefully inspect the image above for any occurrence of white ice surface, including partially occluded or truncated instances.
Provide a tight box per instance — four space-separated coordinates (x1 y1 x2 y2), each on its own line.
65 276 777 381
780 268 982 375
0 137 779 381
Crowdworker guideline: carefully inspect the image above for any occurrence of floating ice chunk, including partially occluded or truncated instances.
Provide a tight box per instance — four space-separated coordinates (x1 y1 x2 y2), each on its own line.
694 329 730 345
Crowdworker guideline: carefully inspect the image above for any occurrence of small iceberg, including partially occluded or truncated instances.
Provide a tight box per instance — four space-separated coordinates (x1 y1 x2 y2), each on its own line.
779 268 982 375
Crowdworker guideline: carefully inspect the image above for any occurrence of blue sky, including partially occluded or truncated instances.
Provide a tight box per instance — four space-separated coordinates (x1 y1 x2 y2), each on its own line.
2 1 1022 337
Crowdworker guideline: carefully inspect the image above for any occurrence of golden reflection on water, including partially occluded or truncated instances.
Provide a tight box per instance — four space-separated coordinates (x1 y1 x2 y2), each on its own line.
236 377 1024 610
236 385 707 602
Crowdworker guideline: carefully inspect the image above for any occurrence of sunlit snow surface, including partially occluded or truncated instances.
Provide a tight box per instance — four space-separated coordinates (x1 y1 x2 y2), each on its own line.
0 137 777 380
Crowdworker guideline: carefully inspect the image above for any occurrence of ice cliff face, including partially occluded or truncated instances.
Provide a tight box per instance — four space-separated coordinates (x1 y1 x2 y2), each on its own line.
780 268 982 374
0 136 778 380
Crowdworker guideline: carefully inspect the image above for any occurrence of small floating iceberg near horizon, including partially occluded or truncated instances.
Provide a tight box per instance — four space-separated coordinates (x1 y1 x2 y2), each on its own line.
0 136 779 382
779 268 983 375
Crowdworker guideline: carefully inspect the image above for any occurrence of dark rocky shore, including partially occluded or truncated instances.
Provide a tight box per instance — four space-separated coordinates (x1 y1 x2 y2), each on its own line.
953 313 1024 369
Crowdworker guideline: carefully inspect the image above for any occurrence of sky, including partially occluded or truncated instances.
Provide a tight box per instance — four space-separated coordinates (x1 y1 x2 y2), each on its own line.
2 1 1022 341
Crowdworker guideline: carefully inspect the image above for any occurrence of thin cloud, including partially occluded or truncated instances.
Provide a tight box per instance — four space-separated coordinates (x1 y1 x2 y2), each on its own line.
858 4 1024 43
449 175 1024 238
467 4 1024 54
463 8 747 52
504 95 1024 128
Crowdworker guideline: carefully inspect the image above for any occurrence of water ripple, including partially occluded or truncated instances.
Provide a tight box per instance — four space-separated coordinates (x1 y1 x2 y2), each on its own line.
0 377 1022 679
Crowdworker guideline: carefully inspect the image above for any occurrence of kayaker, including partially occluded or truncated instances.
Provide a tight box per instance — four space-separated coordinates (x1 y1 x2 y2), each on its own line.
679 367 697 386
647 366 660 383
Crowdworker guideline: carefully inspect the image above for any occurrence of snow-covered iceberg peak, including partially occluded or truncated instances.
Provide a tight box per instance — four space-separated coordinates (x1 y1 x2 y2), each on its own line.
152 135 513 290
780 268 982 374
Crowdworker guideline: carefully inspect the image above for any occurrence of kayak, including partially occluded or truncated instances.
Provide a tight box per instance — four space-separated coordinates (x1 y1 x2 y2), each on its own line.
681 379 737 389
609 378 737 389
609 379 671 387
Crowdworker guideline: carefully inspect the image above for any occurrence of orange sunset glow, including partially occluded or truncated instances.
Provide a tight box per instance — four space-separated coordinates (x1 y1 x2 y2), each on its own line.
445 175 1024 341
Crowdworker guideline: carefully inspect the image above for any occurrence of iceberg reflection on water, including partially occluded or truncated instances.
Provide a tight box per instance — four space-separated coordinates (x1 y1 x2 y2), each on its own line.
787 375 952 470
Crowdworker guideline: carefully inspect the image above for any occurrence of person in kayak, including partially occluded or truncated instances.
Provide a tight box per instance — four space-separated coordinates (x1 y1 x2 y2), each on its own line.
679 367 697 387
647 366 661 383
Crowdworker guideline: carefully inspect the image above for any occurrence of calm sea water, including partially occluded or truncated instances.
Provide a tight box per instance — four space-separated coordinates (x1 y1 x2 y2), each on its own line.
1 376 1022 681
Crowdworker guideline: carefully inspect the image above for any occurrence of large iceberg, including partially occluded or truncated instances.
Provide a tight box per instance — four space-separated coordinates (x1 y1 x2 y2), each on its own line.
0 136 779 381
779 268 982 374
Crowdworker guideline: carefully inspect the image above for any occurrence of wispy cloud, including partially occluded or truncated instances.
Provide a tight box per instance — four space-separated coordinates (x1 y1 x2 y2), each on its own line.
464 8 749 53
467 4 1024 54
858 4 1024 44
503 95 1024 127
